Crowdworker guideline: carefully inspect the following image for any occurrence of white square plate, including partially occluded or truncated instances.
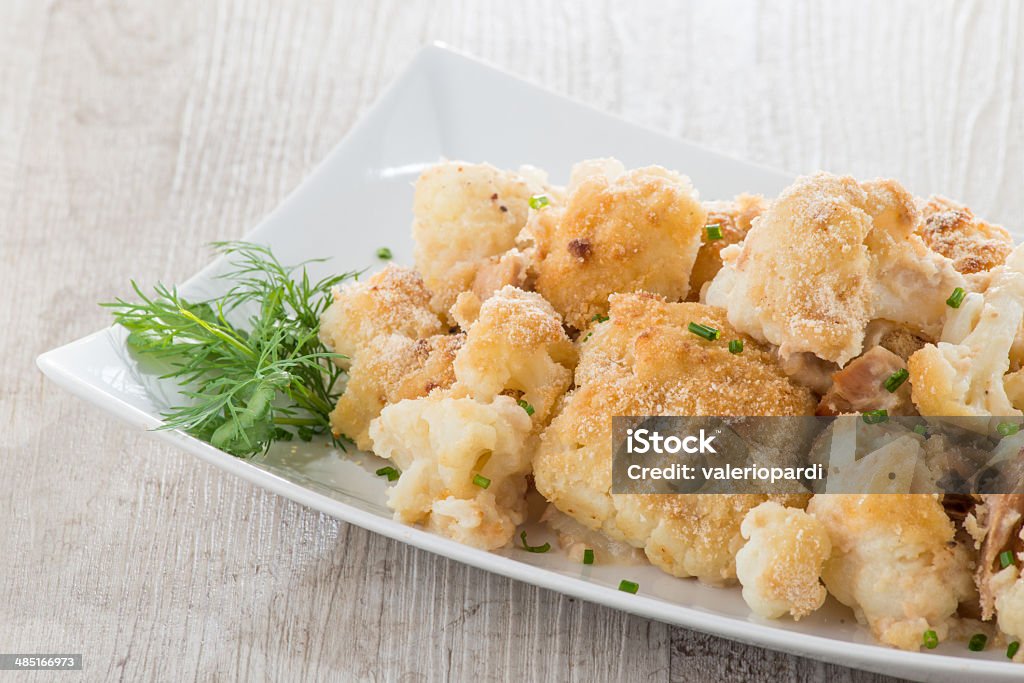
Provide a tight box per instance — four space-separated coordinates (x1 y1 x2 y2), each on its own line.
37 44 1019 681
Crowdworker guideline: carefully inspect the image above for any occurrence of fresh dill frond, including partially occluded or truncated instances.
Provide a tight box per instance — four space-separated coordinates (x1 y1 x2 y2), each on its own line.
101 241 361 457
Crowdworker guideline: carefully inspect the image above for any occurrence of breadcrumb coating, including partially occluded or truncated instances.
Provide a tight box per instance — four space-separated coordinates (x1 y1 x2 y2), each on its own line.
532 292 814 584
691 194 766 298
319 264 444 366
806 494 975 650
412 161 550 320
736 501 830 620
523 158 706 329
329 333 462 450
918 195 1013 274
909 245 1024 421
705 173 965 366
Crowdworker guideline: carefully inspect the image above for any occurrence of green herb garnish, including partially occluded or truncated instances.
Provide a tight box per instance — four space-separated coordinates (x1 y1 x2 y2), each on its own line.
688 322 720 341
376 247 392 260
922 629 938 649
102 241 360 457
998 422 1020 437
528 194 550 210
946 287 966 308
913 424 928 436
592 313 609 323
517 399 535 416
618 580 639 594
472 474 491 489
705 224 723 241
884 368 909 393
376 466 400 482
519 530 550 553
1000 550 1016 568
583 548 594 565
968 633 988 652
1008 641 1020 659
728 339 744 354
862 409 889 425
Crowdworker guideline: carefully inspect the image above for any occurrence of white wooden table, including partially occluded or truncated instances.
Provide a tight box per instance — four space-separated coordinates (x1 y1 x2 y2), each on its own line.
4 1 1022 680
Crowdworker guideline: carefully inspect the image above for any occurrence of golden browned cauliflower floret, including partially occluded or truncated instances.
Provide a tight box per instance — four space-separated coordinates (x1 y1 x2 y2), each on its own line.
917 195 1013 274
369 394 533 550
412 161 551 319
329 333 462 450
319 264 444 366
532 292 815 584
806 494 975 650
705 173 965 366
909 245 1024 421
690 194 766 298
453 285 576 424
735 501 831 620
522 158 706 329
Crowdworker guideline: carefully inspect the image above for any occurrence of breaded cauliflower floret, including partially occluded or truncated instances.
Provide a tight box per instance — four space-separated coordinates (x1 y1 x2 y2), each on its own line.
412 161 550 319
705 173 965 366
909 244 1024 421
917 195 1013 274
735 501 831 620
319 265 444 365
453 286 575 424
369 394 533 550
690 194 766 298
533 292 815 584
329 333 463 449
806 494 974 650
522 158 706 329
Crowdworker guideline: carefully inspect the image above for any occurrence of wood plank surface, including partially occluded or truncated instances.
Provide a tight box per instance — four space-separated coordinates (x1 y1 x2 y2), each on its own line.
3 1 1022 680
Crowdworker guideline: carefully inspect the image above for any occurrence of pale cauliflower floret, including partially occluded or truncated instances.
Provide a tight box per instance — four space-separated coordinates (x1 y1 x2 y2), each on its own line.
705 173 965 366
369 394 533 550
806 494 974 650
453 286 575 423
329 333 462 450
412 161 551 319
735 502 830 620
319 264 444 365
909 244 1024 420
991 565 1024 657
522 158 706 329
533 293 815 584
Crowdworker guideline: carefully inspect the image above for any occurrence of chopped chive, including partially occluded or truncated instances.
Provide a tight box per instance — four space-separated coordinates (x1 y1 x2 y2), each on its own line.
728 339 744 354
375 466 400 482
862 409 889 424
705 223 724 241
922 629 939 649
884 368 909 393
1009 641 1020 659
376 247 393 260
517 399 535 416
519 530 550 553
687 321 721 341
913 424 928 436
472 473 491 489
997 421 1020 437
583 548 594 565
1000 550 1016 568
618 579 639 594
946 287 966 308
968 633 988 651
528 194 550 210
592 313 609 323
582 332 593 342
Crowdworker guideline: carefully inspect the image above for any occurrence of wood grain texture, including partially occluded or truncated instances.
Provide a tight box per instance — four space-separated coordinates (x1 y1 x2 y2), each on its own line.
3 1 1022 681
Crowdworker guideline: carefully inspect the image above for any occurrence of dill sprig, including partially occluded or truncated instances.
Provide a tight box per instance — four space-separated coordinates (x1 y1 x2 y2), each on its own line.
101 241 361 457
